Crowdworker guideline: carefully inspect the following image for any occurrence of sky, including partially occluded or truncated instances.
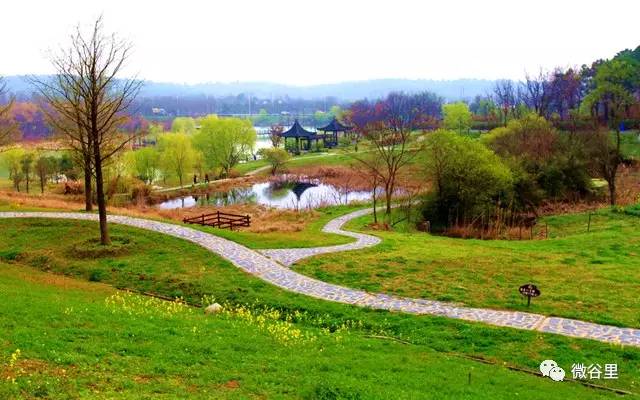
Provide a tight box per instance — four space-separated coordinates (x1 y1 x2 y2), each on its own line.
1 0 639 86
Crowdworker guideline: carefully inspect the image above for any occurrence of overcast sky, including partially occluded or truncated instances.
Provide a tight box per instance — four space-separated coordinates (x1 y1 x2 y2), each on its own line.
1 0 638 85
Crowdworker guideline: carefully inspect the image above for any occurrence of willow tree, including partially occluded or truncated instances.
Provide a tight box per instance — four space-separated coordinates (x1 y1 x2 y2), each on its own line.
193 115 256 177
31 17 141 244
158 132 196 186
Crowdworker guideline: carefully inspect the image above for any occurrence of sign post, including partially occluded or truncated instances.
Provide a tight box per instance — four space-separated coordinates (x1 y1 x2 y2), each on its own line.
519 284 541 307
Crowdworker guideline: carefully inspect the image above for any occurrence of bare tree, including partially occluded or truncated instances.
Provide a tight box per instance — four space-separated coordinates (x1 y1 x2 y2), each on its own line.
354 154 384 223
31 17 142 244
493 80 517 126
0 77 18 148
521 70 550 116
351 93 427 222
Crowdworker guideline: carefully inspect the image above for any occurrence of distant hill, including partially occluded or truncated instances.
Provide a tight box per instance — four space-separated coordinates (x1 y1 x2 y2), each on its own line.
138 79 497 101
3 76 496 102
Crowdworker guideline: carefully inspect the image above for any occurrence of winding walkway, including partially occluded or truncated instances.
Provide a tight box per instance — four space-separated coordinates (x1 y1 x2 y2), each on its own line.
1 210 639 347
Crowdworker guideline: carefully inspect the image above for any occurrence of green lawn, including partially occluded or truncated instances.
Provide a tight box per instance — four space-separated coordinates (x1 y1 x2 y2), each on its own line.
294 208 640 329
1 264 627 399
234 159 269 175
0 218 638 397
194 205 359 249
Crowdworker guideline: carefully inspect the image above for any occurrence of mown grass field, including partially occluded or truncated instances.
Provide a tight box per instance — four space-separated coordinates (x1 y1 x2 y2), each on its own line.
1 218 638 398
294 208 640 329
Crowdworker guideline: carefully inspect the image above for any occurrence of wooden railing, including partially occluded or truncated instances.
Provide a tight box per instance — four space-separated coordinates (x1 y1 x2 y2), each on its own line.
183 211 250 230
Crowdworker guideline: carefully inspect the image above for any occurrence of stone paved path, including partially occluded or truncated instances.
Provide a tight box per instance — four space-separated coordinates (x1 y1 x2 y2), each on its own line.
1 210 639 347
259 208 381 265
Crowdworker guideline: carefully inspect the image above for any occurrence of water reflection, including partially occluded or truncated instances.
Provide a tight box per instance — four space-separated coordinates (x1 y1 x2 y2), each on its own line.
157 179 372 210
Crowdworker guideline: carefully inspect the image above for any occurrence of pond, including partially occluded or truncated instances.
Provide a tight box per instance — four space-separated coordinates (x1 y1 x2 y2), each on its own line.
156 179 373 210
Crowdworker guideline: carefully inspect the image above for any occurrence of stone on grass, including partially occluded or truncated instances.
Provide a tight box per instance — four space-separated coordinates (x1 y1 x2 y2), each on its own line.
204 303 223 314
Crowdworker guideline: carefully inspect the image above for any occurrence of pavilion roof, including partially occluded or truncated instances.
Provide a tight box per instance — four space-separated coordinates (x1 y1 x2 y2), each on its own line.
281 119 317 138
317 117 352 132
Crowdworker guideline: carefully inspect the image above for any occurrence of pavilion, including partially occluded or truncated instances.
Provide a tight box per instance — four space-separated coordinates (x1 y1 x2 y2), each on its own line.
281 119 318 154
317 117 352 148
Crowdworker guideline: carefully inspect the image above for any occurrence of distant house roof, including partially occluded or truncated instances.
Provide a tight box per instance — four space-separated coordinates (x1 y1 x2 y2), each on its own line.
281 119 317 139
317 117 352 132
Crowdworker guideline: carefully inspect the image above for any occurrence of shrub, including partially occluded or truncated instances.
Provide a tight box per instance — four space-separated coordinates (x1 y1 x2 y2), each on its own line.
422 129 513 227
259 147 291 175
483 114 592 207
89 269 106 282
0 249 21 262
130 183 152 205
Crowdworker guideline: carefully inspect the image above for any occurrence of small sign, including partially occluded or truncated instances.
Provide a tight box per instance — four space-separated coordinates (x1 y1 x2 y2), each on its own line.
519 284 540 307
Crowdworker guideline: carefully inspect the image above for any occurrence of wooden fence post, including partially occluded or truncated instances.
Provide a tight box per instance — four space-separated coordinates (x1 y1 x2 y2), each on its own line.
588 213 592 232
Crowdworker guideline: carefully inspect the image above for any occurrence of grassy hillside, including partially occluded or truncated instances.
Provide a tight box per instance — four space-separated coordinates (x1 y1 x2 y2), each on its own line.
0 263 631 399
0 218 638 398
294 208 640 329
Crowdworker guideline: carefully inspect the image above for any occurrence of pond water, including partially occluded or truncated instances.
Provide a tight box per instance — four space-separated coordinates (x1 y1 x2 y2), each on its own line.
157 179 373 210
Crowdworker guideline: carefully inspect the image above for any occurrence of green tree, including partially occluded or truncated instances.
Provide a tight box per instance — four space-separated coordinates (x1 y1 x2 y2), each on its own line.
314 111 331 126
581 59 639 205
158 133 197 187
253 109 270 126
442 102 472 134
1 148 25 191
35 154 58 194
193 115 256 177
329 105 344 120
423 129 512 227
130 147 161 184
58 152 78 181
171 117 197 135
259 147 290 175
483 114 590 209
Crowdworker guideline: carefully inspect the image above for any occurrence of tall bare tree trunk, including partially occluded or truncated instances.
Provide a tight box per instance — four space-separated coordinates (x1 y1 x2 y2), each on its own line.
385 181 393 223
93 140 110 245
84 155 93 211
609 180 616 206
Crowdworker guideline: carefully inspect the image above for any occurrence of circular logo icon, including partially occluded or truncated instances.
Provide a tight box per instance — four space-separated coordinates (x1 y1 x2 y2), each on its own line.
539 360 558 377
